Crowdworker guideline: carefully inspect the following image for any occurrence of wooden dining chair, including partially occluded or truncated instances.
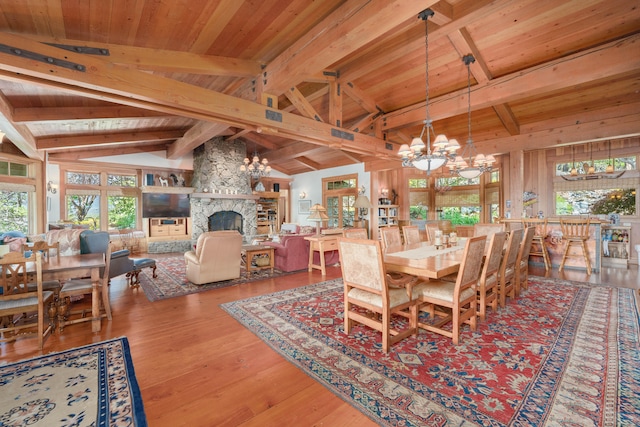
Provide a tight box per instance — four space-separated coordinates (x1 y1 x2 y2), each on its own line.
521 218 550 270
22 241 62 295
0 252 31 295
426 224 440 243
58 244 113 332
380 227 402 249
343 228 368 239
415 235 486 345
477 231 507 321
497 228 524 308
338 237 423 352
559 218 592 275
0 252 55 350
402 225 421 245
515 226 535 296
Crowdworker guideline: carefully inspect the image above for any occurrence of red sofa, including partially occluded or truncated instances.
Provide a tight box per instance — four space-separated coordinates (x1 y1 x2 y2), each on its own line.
263 234 340 272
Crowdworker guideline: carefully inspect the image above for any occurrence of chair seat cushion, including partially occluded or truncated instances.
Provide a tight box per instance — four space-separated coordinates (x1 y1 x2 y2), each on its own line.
418 280 475 303
60 279 92 292
348 287 411 309
0 291 54 310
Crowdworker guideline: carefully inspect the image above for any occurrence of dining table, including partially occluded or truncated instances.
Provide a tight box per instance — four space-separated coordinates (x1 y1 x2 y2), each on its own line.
26 253 106 332
383 240 467 279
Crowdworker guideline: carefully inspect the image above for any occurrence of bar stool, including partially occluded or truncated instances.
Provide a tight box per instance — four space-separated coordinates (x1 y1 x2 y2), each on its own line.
522 218 551 270
558 218 592 275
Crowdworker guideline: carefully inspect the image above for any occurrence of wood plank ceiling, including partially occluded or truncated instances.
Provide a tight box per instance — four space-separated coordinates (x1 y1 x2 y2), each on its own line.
0 0 637 175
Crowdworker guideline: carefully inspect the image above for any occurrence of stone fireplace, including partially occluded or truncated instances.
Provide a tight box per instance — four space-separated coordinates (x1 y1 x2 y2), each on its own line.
189 137 257 243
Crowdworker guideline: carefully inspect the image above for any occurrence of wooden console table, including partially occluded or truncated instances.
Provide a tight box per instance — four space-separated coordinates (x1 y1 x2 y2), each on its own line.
305 235 339 276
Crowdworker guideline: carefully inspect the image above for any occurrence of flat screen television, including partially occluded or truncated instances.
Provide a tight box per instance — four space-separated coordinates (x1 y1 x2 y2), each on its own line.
142 193 191 218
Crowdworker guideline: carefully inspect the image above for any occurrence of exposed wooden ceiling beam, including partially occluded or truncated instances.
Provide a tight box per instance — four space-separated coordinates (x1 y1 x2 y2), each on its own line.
284 86 324 122
37 129 184 150
296 156 321 171
0 90 40 159
48 143 170 161
0 32 394 161
167 122 231 159
382 33 640 131
447 27 520 136
12 105 171 122
23 35 263 77
261 0 436 95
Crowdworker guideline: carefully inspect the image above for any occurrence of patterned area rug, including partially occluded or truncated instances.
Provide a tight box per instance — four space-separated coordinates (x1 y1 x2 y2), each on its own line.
0 337 147 426
137 255 295 301
221 276 640 426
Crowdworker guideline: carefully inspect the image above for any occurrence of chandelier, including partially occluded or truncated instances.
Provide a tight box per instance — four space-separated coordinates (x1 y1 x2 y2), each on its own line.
448 54 495 179
561 141 625 181
240 150 271 178
398 9 459 174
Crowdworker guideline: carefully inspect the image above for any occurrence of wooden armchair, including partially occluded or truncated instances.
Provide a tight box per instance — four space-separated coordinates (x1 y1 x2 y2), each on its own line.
477 231 507 321
415 235 486 344
184 231 242 285
498 228 524 307
338 237 422 352
0 252 55 350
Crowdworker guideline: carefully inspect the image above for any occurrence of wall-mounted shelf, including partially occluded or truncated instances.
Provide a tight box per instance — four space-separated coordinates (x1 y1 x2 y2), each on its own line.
140 186 194 194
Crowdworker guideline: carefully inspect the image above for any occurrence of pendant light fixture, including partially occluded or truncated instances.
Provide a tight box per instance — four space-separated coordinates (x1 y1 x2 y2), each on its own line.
449 54 495 179
239 147 271 179
398 9 459 174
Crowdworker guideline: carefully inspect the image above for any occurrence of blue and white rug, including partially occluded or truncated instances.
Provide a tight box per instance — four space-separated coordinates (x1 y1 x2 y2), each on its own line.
0 337 147 426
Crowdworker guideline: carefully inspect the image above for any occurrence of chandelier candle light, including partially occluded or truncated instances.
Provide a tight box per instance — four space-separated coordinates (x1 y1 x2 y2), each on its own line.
398 9 459 174
240 150 271 179
449 54 495 179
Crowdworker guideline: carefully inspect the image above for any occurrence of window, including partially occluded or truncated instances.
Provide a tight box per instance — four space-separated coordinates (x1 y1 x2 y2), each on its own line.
323 174 357 228
0 161 28 177
408 178 428 220
0 158 34 233
0 190 29 233
554 154 638 216
63 169 140 230
435 177 481 225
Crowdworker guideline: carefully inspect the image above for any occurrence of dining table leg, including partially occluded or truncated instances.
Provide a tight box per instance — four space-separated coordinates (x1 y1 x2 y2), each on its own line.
91 267 101 332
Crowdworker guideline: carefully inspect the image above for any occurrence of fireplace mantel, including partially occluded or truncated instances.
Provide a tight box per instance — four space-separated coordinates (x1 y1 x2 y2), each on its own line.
191 192 259 201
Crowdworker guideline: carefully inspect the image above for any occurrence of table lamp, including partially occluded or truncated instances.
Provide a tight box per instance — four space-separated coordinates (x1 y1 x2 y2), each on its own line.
307 204 329 235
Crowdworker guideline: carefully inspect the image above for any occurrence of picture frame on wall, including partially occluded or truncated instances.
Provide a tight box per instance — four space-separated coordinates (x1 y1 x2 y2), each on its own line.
298 200 311 214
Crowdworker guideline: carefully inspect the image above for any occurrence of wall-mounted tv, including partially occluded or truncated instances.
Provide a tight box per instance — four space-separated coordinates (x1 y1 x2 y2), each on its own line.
142 193 191 218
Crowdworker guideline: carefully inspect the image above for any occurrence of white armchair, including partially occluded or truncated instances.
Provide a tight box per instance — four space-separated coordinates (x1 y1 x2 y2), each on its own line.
184 231 243 285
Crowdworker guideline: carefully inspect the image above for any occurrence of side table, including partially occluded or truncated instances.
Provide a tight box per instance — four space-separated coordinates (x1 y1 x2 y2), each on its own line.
304 235 339 276
242 245 275 273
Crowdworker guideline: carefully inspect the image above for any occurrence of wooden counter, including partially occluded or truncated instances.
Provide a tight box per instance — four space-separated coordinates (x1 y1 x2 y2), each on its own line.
500 218 605 273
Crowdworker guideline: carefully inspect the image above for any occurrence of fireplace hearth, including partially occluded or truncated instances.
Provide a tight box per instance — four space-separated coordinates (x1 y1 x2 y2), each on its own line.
209 211 243 234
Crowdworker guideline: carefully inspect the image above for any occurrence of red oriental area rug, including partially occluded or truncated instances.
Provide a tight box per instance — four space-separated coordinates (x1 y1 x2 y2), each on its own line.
137 255 295 301
221 276 640 426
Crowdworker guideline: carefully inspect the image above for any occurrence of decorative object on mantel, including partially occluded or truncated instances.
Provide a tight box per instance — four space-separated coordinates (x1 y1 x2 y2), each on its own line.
397 8 459 174
561 141 625 181
449 54 495 179
240 150 271 178
254 181 266 192
307 204 329 235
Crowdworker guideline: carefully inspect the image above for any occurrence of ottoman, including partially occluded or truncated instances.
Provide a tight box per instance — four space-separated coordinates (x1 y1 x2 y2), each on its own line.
127 257 157 289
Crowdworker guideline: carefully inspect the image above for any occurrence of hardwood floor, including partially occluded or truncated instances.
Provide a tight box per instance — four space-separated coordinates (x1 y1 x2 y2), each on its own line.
1 255 638 426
